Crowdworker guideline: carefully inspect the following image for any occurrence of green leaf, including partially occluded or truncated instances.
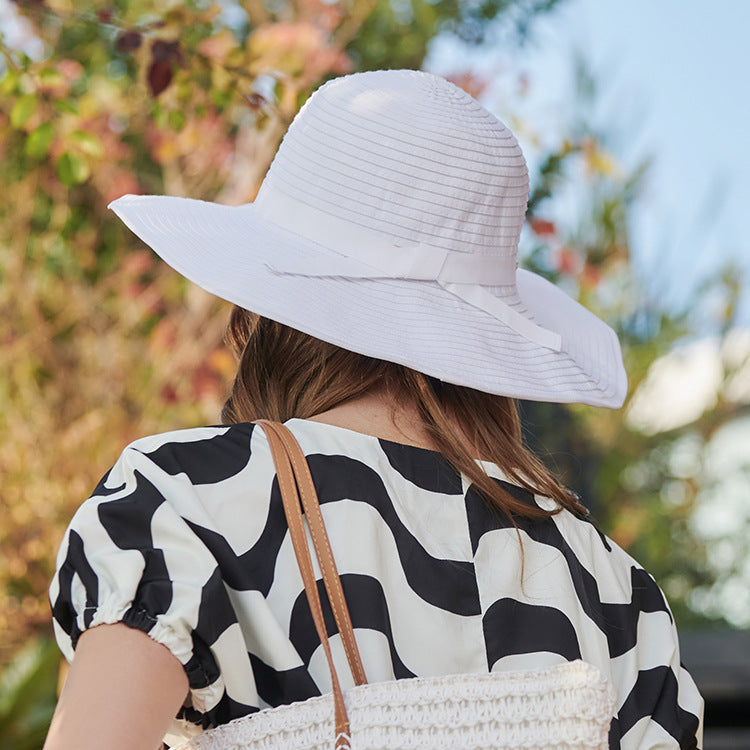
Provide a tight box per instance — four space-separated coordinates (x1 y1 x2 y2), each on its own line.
25 122 54 159
56 152 90 186
0 70 21 96
39 67 65 86
167 109 186 131
0 637 59 747
70 130 103 158
152 100 168 129
210 88 231 110
53 99 78 115
10 94 37 129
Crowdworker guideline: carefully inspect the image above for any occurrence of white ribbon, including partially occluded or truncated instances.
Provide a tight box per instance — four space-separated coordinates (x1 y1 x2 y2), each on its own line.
256 188 562 352
443 283 561 352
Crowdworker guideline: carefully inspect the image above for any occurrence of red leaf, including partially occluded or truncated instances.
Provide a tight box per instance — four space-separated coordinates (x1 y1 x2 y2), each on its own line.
160 383 179 404
151 39 183 65
555 247 580 276
529 217 556 237
191 361 221 400
445 72 489 100
116 31 142 53
147 60 173 97
246 92 266 111
97 8 114 23
581 262 603 289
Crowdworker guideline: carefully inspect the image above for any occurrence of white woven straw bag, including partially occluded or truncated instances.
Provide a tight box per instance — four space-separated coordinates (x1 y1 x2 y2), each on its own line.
175 660 614 750
174 422 615 750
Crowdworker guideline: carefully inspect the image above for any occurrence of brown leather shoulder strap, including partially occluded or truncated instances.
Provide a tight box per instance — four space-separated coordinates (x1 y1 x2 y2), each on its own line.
258 420 367 687
254 421 351 743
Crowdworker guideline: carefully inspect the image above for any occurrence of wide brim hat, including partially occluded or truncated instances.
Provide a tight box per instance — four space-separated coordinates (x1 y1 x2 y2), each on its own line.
110 70 627 408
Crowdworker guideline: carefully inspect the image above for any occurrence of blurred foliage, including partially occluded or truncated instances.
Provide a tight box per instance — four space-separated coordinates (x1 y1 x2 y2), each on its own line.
0 0 747 745
349 0 561 70
0 637 59 750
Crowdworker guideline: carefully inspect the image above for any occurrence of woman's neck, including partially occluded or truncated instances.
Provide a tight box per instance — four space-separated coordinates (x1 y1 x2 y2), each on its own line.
306 390 439 451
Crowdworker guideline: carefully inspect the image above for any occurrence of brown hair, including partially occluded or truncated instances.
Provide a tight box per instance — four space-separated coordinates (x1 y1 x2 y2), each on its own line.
222 308 588 521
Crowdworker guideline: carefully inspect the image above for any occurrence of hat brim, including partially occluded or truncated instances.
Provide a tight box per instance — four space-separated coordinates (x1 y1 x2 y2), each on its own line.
109 194 627 408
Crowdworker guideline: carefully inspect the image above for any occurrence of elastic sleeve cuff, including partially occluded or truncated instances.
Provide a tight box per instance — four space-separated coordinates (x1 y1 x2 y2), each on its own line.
68 596 226 717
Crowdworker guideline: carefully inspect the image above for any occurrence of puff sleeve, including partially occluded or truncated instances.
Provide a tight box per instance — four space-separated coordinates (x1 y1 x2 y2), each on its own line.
49 428 262 729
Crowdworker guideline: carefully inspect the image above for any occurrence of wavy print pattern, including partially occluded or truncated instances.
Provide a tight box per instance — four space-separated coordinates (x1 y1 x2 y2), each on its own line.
50 418 702 748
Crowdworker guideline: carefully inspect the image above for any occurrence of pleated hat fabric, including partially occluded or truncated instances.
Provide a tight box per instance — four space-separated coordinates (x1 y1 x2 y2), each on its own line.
109 69 627 407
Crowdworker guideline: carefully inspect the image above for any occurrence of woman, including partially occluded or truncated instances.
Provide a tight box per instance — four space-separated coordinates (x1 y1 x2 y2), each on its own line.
44 70 703 749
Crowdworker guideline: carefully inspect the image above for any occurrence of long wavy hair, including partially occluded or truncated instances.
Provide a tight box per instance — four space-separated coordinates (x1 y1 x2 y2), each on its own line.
221 307 587 521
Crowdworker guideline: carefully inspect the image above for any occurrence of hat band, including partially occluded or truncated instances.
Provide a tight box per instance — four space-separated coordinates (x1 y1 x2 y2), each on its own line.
255 187 517 285
257 189 561 353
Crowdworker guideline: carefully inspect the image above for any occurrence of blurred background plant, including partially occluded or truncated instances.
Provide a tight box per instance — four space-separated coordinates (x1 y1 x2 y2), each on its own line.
0 0 747 746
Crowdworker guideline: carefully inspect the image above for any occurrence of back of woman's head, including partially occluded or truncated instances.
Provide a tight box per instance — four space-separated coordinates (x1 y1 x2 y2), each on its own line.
222 307 588 521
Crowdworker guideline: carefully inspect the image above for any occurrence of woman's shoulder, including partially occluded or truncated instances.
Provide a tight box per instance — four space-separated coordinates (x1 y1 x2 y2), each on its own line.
69 423 264 528
76 418 404 524
116 418 395 469
120 422 256 472
106 419 398 491
542 503 673 620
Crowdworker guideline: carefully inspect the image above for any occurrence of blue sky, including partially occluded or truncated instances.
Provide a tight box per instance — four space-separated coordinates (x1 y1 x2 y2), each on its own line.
428 0 750 327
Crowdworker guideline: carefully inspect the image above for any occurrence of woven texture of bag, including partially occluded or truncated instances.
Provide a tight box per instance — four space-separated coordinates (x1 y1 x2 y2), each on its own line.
174 660 615 750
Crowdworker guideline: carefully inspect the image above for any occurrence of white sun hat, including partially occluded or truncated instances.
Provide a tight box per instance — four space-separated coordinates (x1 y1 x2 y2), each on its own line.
109 69 627 408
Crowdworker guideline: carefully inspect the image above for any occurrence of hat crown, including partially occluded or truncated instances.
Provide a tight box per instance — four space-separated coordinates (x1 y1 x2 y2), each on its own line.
258 70 529 260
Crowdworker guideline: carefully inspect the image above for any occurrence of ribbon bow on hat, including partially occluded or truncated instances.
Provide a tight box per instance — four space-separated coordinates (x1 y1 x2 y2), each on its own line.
258 189 562 353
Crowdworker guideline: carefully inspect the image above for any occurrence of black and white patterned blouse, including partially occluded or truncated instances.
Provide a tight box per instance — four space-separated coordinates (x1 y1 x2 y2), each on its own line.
50 419 703 749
